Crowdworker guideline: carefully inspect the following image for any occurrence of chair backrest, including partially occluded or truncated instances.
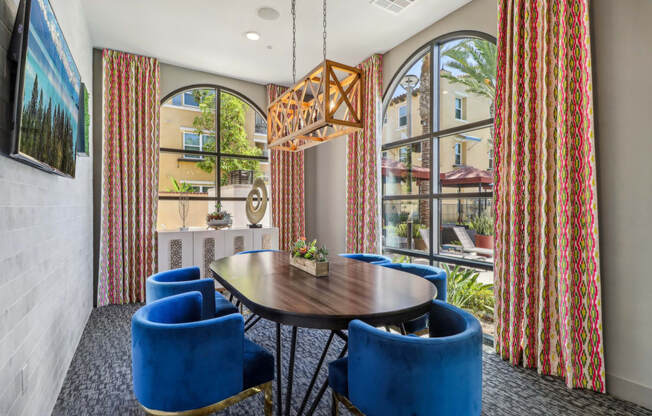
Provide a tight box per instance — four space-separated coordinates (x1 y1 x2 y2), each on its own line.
347 301 482 416
453 226 476 250
338 253 392 265
132 292 245 412
237 249 281 255
146 266 216 320
381 263 448 301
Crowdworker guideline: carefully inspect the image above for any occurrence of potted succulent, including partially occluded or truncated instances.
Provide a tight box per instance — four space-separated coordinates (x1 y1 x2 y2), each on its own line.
466 213 494 250
206 203 232 229
290 237 329 277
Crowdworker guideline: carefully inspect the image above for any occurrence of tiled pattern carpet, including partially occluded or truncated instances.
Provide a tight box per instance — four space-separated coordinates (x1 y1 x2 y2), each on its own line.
53 304 651 415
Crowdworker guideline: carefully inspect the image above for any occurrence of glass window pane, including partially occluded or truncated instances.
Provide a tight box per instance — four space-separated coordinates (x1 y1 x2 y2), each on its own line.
382 200 430 253
438 126 494 193
183 91 199 107
439 38 496 130
438 197 493 264
220 157 269 187
183 132 200 146
157 199 216 231
382 49 431 144
158 152 216 195
220 92 267 156
171 94 182 106
160 88 216 151
382 140 430 196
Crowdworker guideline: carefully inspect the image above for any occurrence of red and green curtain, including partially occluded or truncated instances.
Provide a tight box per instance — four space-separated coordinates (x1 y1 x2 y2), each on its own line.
268 84 305 251
97 50 160 306
493 0 605 392
346 54 382 253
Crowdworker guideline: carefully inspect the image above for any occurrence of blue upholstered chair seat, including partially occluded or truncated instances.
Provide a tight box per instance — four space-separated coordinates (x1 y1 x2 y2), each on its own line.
328 301 482 416
338 253 392 265
243 338 274 389
132 292 274 415
328 357 349 397
403 314 429 334
237 249 282 255
147 267 238 320
215 291 239 317
380 263 448 333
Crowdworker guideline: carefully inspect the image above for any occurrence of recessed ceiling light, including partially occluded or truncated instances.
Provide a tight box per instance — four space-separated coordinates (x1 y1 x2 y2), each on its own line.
257 7 280 21
245 31 261 41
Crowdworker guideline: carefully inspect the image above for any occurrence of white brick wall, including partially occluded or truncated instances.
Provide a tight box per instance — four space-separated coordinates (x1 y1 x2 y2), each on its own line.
0 0 93 415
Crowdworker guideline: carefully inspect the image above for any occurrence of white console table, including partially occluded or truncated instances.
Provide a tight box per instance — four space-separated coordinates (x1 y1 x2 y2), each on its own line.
157 227 279 281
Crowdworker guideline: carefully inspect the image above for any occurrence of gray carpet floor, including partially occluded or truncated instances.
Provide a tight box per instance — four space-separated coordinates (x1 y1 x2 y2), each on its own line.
53 304 651 416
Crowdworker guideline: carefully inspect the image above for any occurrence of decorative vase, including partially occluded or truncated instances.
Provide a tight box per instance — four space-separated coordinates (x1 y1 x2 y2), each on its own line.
289 254 329 277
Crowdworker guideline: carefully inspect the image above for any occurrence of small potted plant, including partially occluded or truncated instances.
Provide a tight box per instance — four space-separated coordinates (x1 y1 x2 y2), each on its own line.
290 237 329 277
206 203 232 229
466 213 494 250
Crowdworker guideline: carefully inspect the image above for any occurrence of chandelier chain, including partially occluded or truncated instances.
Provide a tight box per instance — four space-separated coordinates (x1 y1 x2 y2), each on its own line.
291 0 296 84
323 0 327 60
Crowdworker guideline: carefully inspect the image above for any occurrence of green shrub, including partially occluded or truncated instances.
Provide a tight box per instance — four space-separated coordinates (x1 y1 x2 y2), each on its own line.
444 264 494 321
466 212 494 236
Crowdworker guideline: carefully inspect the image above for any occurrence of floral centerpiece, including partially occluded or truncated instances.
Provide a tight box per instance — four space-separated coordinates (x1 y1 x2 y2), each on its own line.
206 204 232 229
290 237 329 276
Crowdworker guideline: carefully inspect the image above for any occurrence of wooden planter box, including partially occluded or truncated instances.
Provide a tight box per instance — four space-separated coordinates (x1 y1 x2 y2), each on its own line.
289 254 329 277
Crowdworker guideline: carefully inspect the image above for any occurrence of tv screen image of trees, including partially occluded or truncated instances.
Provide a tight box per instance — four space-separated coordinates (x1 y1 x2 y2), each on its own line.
18 0 81 177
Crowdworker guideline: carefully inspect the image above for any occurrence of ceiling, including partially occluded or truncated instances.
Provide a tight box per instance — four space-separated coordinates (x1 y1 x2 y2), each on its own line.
83 0 471 86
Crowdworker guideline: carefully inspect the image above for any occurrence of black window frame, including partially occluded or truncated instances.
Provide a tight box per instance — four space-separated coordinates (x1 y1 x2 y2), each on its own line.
381 31 496 271
159 84 269 206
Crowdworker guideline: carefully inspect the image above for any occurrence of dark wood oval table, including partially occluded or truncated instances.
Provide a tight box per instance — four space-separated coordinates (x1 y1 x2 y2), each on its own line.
210 251 437 416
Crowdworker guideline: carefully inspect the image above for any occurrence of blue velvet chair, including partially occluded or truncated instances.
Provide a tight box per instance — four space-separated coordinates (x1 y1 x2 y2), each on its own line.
338 253 392 265
132 291 274 415
380 263 447 333
328 300 482 416
237 249 282 255
146 267 237 320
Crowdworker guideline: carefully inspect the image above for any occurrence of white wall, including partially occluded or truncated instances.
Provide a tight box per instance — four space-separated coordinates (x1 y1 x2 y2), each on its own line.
160 62 267 113
0 0 94 414
592 0 652 409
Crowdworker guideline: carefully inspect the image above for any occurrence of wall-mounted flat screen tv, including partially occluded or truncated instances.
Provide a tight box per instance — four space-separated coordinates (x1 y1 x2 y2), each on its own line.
9 0 81 177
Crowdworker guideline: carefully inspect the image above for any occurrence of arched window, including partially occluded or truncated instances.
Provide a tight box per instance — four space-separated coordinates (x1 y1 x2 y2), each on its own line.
381 32 496 273
157 85 270 230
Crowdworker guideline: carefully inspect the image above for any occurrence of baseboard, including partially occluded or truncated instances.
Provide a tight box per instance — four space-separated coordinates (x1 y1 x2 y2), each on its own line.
607 373 652 410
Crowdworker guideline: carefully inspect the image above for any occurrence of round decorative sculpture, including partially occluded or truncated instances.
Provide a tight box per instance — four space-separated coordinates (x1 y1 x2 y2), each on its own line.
246 178 268 226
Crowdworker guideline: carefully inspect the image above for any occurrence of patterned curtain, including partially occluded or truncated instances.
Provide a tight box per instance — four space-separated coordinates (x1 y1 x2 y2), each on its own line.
494 0 605 392
267 84 305 251
97 50 160 306
346 54 382 253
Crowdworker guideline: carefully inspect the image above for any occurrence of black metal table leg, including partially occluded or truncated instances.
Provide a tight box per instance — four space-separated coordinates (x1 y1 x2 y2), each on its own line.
296 331 335 416
305 342 348 416
276 323 283 416
245 316 262 332
285 327 298 416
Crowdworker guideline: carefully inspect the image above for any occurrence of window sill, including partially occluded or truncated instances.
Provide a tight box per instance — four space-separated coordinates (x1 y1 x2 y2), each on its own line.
178 157 205 162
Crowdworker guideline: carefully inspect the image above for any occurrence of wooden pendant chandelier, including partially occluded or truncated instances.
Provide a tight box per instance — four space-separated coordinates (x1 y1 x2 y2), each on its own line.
267 0 364 152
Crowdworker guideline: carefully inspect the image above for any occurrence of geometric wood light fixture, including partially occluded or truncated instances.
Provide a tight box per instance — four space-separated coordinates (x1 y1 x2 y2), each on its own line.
267 0 364 152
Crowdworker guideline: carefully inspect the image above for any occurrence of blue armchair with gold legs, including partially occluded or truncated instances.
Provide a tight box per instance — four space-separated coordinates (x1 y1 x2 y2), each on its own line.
146 266 237 319
380 263 447 333
338 253 392 265
132 292 274 415
328 300 482 416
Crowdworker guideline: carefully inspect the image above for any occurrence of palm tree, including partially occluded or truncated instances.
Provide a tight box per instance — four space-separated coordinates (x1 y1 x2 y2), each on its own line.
440 38 497 113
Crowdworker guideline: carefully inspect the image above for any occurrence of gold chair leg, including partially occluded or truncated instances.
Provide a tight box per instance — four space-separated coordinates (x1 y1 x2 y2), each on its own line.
263 381 273 416
331 390 339 416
